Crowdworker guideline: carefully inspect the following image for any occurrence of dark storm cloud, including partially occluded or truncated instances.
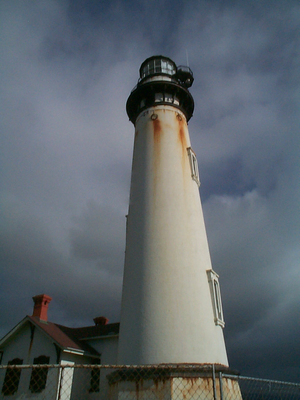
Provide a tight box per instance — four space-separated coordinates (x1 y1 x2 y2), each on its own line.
1 0 299 382
70 201 125 264
0 0 133 335
176 0 300 380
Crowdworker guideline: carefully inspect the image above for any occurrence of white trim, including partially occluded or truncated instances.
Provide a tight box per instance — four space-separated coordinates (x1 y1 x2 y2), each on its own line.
206 269 225 328
80 334 119 341
187 147 200 187
63 349 84 355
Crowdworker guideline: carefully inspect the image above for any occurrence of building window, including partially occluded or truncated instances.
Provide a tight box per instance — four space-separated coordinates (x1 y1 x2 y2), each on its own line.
29 355 50 393
2 358 23 396
187 147 200 186
207 269 225 328
89 359 101 393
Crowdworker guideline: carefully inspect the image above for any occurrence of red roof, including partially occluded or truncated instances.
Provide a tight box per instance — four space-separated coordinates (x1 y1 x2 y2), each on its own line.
0 315 120 358
28 316 119 356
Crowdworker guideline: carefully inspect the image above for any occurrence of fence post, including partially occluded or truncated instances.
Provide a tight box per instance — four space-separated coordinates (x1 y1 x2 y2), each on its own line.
56 365 63 400
212 364 217 400
219 372 223 400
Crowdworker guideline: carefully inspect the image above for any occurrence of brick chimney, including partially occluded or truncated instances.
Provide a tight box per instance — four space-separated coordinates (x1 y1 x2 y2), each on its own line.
93 316 109 326
32 294 52 321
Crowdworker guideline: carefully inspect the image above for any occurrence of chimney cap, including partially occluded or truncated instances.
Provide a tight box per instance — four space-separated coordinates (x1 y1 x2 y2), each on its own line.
32 294 52 321
93 316 109 326
32 294 52 303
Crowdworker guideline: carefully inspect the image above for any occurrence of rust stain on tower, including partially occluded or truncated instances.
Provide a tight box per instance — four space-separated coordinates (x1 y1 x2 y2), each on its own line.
152 117 161 146
178 121 187 155
176 115 188 178
152 116 162 202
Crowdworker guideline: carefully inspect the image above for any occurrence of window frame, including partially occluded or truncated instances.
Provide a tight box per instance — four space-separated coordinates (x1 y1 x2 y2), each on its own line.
206 269 225 328
89 359 101 393
187 147 200 187
29 355 50 393
2 358 23 396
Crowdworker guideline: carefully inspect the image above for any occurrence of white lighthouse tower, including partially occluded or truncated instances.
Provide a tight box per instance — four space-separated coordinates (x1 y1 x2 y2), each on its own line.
109 55 243 399
117 55 229 368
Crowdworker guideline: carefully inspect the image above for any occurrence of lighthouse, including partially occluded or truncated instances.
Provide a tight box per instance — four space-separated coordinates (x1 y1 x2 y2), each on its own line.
117 55 229 367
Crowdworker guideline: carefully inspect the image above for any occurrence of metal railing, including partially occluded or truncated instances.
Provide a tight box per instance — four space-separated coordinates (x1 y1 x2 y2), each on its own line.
0 364 299 399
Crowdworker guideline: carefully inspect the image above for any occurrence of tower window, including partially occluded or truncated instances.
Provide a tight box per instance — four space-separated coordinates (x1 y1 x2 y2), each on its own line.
165 93 173 103
187 147 200 187
2 358 23 396
155 93 163 102
207 270 225 328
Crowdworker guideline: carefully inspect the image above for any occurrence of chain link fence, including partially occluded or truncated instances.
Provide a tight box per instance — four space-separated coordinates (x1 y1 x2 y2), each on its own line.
0 364 299 400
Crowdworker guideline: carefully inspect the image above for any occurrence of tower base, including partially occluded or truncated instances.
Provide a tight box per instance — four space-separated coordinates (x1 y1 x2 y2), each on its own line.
108 365 242 400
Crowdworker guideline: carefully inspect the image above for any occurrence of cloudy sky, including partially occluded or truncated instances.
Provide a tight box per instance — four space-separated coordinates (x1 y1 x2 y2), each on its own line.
1 0 299 382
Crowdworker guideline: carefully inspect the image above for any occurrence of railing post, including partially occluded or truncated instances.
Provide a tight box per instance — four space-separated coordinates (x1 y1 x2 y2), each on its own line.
212 364 217 400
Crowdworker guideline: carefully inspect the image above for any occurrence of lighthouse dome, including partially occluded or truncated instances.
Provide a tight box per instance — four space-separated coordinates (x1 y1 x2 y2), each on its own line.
139 55 176 81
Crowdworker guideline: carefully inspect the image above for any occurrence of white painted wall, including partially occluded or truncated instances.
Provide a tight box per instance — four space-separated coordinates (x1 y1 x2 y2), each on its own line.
118 105 228 366
0 321 59 400
87 336 118 365
86 336 119 400
0 322 56 366
0 321 99 400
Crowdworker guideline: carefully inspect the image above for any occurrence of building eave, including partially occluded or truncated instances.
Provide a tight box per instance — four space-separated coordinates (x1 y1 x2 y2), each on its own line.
0 316 29 348
0 316 100 359
80 334 119 341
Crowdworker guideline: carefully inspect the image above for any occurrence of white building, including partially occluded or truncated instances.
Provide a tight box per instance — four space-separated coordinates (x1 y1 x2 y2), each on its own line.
0 294 119 399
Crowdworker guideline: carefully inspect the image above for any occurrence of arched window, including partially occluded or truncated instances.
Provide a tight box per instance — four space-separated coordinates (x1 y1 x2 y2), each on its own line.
2 358 23 396
29 355 50 393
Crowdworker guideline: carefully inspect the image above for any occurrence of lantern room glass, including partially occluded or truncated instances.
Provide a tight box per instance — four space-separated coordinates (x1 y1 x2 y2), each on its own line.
140 57 176 79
